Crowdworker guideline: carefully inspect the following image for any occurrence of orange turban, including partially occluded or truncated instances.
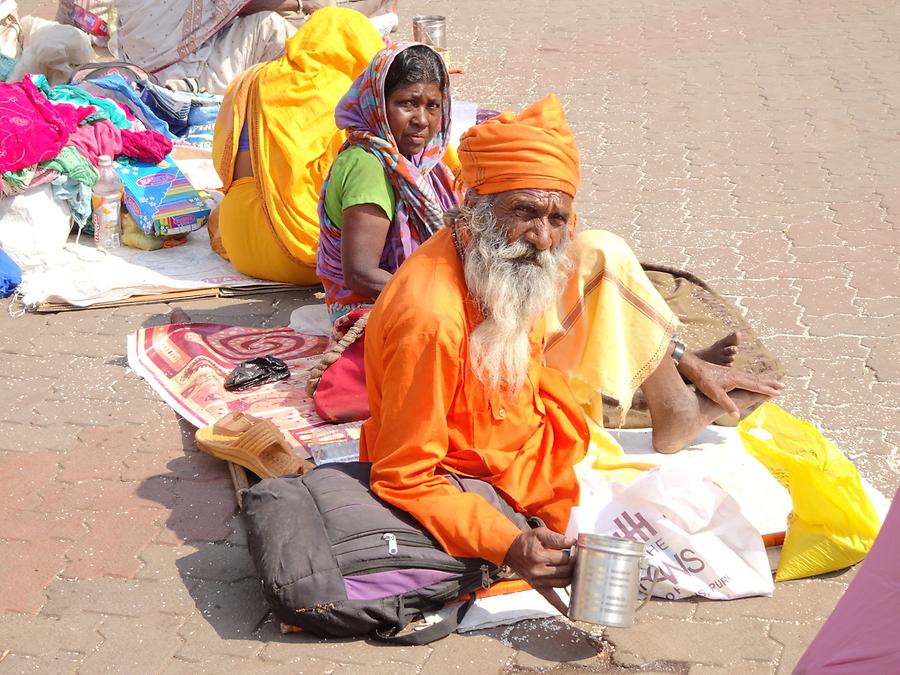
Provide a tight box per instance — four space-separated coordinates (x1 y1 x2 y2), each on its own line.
457 94 580 197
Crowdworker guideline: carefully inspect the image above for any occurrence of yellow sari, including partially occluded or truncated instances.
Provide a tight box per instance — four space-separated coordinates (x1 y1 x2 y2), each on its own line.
212 8 385 283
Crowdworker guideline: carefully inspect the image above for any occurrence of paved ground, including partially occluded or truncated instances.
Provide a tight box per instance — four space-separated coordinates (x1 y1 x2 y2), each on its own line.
2 0 899 672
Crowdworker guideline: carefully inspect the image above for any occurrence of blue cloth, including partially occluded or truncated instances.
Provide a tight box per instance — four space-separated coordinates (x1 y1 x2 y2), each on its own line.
51 175 93 228
0 248 21 298
0 55 16 83
139 81 192 135
181 95 222 149
238 121 250 151
135 82 221 148
77 74 178 140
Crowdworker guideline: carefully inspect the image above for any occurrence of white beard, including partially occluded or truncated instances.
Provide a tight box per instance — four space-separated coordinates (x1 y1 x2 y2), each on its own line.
461 198 573 396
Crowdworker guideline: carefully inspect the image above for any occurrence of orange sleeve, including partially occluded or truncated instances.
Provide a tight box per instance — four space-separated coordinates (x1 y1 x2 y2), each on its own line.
367 329 523 565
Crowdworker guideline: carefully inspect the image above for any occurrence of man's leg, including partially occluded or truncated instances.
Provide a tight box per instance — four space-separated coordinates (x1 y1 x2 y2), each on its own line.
639 347 773 453
546 229 781 453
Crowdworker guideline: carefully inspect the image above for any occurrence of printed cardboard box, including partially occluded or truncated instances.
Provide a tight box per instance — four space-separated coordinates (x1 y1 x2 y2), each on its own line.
115 157 209 236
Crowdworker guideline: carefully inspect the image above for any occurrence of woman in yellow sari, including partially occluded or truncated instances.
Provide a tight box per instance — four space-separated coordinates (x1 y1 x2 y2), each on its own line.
211 7 385 284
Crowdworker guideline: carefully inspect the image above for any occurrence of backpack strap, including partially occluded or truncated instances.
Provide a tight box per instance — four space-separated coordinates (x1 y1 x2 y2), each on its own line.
69 61 160 85
372 595 476 646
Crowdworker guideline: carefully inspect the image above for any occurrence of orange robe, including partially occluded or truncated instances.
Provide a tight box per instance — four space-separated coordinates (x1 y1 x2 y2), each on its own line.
360 229 590 565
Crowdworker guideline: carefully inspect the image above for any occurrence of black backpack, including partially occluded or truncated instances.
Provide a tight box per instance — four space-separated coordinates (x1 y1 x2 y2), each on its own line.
242 462 532 644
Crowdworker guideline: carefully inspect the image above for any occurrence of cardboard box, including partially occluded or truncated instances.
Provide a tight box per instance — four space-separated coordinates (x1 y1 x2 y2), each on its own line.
115 156 209 236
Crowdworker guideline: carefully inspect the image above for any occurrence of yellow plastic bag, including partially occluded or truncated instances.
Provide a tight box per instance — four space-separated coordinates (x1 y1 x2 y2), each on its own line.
737 403 881 581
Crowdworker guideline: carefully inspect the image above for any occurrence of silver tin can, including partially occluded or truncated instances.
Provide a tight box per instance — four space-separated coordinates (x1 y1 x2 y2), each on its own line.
568 533 646 628
412 15 446 51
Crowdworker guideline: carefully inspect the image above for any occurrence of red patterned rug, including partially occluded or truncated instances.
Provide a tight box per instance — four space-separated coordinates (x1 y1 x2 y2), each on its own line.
127 322 360 457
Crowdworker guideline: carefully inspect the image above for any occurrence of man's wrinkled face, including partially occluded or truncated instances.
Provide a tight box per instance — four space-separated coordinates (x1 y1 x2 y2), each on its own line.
489 189 574 255
459 188 575 395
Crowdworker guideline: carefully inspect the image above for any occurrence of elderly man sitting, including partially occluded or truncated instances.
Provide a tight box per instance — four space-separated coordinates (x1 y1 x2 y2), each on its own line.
359 95 782 609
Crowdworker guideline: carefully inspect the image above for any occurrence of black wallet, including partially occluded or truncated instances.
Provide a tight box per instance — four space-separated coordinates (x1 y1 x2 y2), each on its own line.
223 356 291 392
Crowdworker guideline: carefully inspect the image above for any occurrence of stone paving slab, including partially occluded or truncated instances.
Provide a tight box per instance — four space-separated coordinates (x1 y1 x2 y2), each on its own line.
2 0 898 672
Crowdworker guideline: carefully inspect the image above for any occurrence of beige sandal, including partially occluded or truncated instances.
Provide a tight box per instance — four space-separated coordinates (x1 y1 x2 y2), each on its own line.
195 412 313 479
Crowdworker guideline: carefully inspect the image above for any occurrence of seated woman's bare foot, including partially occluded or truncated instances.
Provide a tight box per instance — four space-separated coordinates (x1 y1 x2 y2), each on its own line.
694 330 741 366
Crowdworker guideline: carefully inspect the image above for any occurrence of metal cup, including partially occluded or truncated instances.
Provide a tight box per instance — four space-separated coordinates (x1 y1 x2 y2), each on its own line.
412 14 447 51
567 533 648 628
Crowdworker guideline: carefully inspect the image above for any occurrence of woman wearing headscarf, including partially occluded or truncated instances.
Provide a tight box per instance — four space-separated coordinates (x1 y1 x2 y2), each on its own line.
316 42 459 324
211 7 385 285
306 41 458 422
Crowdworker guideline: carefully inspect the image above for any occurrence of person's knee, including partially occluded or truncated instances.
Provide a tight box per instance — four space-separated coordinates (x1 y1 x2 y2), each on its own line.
573 229 640 272
575 229 632 257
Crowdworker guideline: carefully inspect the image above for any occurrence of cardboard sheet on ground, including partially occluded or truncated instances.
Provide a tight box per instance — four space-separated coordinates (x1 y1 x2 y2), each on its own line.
170 145 224 192
459 589 560 633
18 227 295 309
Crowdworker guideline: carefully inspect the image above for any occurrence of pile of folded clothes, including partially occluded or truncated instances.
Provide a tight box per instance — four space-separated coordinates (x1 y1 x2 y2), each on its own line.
0 72 174 230
0 69 223 231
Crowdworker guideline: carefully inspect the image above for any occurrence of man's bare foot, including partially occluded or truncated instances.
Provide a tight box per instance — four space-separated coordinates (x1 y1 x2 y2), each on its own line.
728 387 770 419
694 330 741 366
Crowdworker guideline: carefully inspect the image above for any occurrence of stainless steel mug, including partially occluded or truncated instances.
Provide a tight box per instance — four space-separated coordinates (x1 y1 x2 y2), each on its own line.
412 15 447 51
567 533 650 628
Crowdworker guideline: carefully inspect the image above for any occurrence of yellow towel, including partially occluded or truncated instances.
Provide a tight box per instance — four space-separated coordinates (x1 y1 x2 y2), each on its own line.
546 229 679 428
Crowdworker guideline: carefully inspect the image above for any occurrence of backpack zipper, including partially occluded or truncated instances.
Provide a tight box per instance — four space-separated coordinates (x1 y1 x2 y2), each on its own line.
336 531 503 584
332 527 433 547
382 532 398 555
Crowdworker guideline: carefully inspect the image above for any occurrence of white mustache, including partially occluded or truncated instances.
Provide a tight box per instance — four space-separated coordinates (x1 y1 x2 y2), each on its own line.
495 240 558 269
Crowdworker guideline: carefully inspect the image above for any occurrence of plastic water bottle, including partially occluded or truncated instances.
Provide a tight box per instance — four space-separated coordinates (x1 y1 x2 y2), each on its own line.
92 155 122 250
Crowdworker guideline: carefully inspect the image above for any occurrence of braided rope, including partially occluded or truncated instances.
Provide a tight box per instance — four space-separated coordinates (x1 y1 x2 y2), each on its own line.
305 312 370 396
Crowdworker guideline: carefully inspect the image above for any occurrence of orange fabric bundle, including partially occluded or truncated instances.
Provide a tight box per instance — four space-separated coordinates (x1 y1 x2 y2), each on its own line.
456 94 580 197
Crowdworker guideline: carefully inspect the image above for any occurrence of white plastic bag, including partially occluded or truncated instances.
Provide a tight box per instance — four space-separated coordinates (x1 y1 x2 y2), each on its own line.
568 456 774 600
0 184 72 269
10 16 94 85
0 0 21 60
